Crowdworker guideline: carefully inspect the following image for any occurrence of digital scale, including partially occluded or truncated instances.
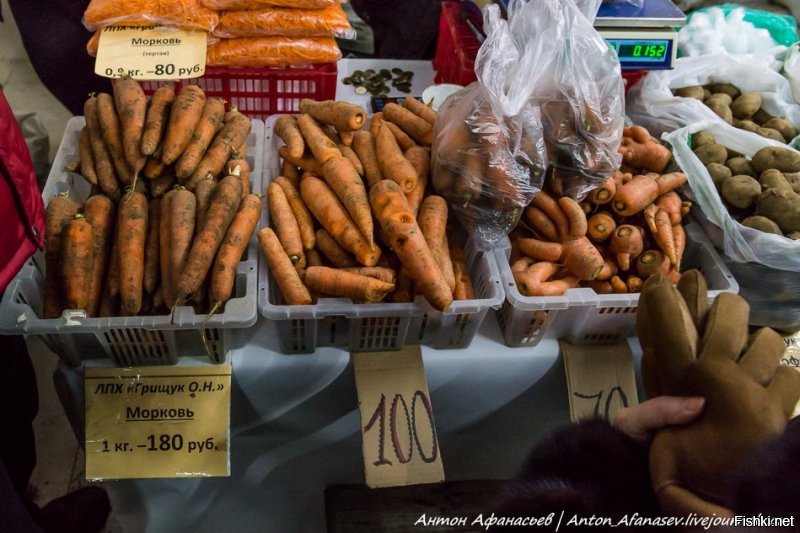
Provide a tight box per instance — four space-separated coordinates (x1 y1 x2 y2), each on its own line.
595 0 686 71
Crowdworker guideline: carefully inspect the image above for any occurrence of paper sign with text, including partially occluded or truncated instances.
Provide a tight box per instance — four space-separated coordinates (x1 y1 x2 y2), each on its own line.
561 340 638 423
95 26 206 80
780 331 800 417
84 363 231 480
352 346 444 489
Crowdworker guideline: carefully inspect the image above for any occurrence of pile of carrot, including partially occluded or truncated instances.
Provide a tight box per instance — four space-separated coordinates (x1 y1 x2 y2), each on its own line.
45 79 259 319
510 125 691 297
260 97 475 312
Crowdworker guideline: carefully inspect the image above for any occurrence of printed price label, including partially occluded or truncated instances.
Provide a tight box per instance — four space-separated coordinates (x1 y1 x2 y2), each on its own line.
780 331 800 417
84 363 231 480
94 26 206 80
561 340 639 422
352 346 444 489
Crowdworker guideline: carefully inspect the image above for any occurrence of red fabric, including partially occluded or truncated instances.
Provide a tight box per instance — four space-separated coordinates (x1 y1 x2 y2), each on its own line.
0 88 46 295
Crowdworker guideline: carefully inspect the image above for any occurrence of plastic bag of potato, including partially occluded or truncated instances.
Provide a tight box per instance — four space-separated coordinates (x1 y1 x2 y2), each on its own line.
628 54 800 146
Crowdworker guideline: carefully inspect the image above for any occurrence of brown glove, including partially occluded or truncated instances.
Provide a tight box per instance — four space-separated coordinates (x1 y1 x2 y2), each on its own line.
636 270 800 517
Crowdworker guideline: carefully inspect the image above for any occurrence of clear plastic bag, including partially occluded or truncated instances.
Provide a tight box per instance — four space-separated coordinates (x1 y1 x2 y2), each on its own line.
83 0 219 32
201 0 342 9
601 0 643 8
431 0 623 243
206 37 341 67
214 6 355 39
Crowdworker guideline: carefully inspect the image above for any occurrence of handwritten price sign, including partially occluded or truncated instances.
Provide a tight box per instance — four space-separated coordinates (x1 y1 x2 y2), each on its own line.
352 347 444 488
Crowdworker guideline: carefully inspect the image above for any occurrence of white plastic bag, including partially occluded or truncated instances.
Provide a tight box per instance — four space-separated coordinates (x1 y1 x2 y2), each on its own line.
785 44 800 105
664 119 800 269
628 55 800 142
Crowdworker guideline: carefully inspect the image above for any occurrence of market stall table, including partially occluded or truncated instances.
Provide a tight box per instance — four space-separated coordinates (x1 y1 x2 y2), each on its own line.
54 314 642 532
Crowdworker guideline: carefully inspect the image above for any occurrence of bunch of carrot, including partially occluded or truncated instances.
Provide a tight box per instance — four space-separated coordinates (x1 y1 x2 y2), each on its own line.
510 125 691 297
75 79 252 201
260 97 475 311
45 79 258 319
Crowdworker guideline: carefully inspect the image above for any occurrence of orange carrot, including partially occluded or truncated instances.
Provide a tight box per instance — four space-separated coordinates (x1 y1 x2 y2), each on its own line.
297 113 341 164
558 197 588 238
391 267 414 302
161 85 207 165
159 188 177 307
626 275 644 293
588 176 616 205
258 227 312 305
404 146 430 216
275 176 315 250
112 77 147 176
587 212 616 243
517 238 563 262
299 99 366 132
83 195 114 316
140 85 175 156
306 248 325 267
339 130 354 147
418 196 456 292
524 206 559 242
322 156 373 246
144 197 160 295
188 107 251 189
384 121 417 152
596 256 618 281
175 96 226 179
96 92 132 184
450 244 476 300
370 179 451 311
530 191 568 239
382 103 433 146
369 112 384 137
300 176 380 267
144 150 166 180
227 144 250 197
279 146 323 175
339 145 364 177
636 249 671 278
403 96 437 125
316 229 356 267
209 193 262 311
44 193 80 318
610 275 628 293
513 261 577 296
281 159 301 190
610 224 644 271
304 266 393 303
169 186 198 304
194 176 217 233
352 130 383 188
655 191 684 225
268 182 306 268
61 214 94 311
673 223 686 271
654 209 677 266
117 191 148 315
340 266 397 285
78 127 98 186
149 172 176 198
274 115 305 160
376 125 418 193
587 280 613 294
643 203 658 235
84 95 120 200
613 172 687 217
176 170 243 302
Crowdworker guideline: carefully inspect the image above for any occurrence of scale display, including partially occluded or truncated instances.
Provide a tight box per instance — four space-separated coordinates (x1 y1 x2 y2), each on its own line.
605 38 674 70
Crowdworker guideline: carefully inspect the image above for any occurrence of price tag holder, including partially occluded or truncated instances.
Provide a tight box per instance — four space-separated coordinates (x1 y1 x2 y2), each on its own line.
560 340 639 422
780 331 800 417
352 346 444 489
95 26 207 80
84 362 231 480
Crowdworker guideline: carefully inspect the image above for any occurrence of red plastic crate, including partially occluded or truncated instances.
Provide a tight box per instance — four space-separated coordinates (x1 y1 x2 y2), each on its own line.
433 1 481 86
138 64 338 120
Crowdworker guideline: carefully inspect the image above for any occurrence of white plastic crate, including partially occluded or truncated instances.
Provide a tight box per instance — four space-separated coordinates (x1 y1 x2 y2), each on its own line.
494 221 739 348
0 116 265 366
257 116 504 354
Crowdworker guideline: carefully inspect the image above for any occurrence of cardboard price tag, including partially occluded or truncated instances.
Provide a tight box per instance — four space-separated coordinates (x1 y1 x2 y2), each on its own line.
95 26 206 80
84 363 231 480
780 331 800 417
352 346 444 489
561 340 639 423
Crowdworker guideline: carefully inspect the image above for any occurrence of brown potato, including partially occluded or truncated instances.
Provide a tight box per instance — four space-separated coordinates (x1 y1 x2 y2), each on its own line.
706 83 741 99
741 215 782 235
707 163 732 190
693 130 716 148
731 93 762 120
756 127 785 143
726 157 755 177
759 169 793 193
762 117 798 143
674 86 705 100
752 146 800 173
722 175 762 209
694 143 728 165
755 188 800 233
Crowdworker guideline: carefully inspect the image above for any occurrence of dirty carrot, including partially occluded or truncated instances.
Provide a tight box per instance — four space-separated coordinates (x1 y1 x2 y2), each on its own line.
279 146 323 175
524 206 559 242
636 250 671 278
517 238 563 263
176 170 243 303
60 214 94 311
169 186 198 304
530 191 568 239
369 112 383 137
304 266 394 303
299 99 366 132
274 115 305 159
78 127 98 186
316 228 356 267
382 103 433 146
159 188 177 307
588 175 616 205
84 95 120 200
140 85 175 156
161 85 207 165
268 182 306 268
655 191 684 225
610 224 644 271
44 193 80 318
626 275 644 293
117 191 148 315
339 145 364 177
672 223 686 271
210 193 262 312
403 96 437 125
613 172 687 217
144 151 166 180
418 196 456 291
112 77 147 175
404 146 430 216
194 176 217 233
587 212 617 243
226 144 250 197
300 176 380 267
96 92 133 184
144 197 160 295
258 228 312 304
390 268 414 303
450 244 476 300
610 275 628 294
149 172 176 198
384 121 417 152
322 156 373 247
83 195 114 316
340 267 397 285
339 130 354 147
297 113 341 164
189 108 251 188
376 125 418 193
275 176 315 250
352 131 383 188
370 179 451 311
281 159 301 190
306 248 324 267
174 96 226 179
654 209 677 266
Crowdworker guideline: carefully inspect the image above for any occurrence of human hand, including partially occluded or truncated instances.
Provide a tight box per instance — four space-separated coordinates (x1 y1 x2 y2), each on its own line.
612 395 705 444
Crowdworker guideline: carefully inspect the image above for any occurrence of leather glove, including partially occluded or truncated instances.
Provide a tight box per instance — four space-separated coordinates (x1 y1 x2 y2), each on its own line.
636 270 800 517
